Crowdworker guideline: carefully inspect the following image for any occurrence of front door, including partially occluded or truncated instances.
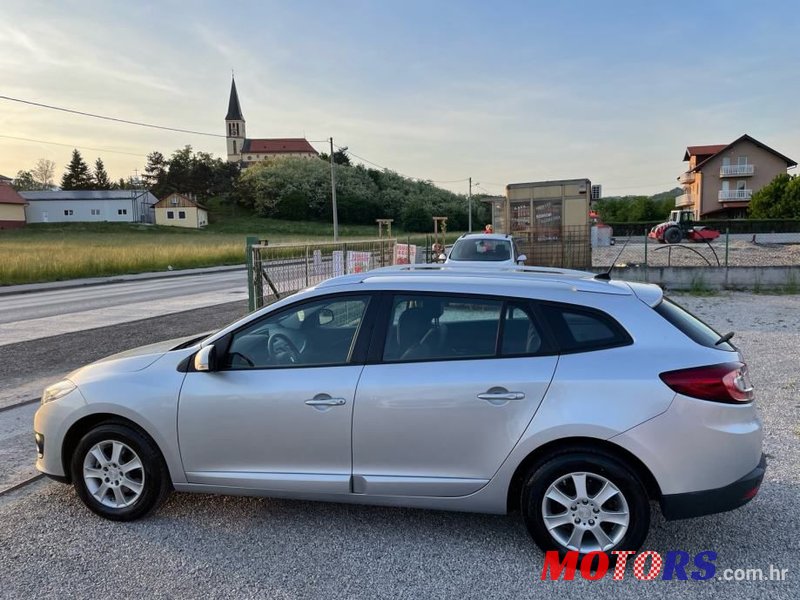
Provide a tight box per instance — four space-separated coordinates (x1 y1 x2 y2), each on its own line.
178 294 372 494
352 294 558 497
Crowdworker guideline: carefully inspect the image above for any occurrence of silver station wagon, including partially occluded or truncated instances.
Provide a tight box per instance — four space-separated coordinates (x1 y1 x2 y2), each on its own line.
34 266 765 556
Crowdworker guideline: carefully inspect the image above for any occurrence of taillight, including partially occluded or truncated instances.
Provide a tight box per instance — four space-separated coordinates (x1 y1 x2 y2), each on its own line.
659 362 754 403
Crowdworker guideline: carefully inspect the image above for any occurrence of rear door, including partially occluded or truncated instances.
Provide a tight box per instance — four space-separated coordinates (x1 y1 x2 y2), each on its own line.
352 293 558 497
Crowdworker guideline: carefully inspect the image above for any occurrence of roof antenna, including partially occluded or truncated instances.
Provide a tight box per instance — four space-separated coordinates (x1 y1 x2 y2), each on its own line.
595 234 632 281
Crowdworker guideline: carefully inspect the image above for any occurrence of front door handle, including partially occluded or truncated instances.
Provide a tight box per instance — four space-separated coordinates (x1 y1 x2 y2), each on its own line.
478 388 525 402
305 396 347 406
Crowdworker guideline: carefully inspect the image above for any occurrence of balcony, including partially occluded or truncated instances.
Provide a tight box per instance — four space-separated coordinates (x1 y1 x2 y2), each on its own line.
720 164 755 177
718 189 752 202
678 171 696 184
675 193 696 207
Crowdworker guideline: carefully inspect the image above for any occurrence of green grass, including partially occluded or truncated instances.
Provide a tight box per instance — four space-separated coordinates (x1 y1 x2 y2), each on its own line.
687 275 717 296
0 205 456 285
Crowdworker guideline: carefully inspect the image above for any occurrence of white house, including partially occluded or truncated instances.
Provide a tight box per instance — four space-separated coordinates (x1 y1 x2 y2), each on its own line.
20 190 159 224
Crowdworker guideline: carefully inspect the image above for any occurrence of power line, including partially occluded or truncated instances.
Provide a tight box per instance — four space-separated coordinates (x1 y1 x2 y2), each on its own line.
0 134 147 157
0 95 225 138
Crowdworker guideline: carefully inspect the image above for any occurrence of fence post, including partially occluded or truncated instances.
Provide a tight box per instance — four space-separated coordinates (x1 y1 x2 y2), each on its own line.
643 228 648 283
245 235 257 312
305 245 310 287
724 228 730 289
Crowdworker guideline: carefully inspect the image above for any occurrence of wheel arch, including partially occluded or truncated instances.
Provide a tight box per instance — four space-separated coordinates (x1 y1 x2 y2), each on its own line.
505 437 662 513
61 413 170 484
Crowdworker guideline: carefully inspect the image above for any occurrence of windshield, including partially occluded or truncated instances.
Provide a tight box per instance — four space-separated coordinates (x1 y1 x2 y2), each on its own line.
449 239 512 262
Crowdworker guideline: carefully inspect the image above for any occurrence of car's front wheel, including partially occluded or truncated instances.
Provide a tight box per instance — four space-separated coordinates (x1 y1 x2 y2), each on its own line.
70 423 171 521
521 449 650 556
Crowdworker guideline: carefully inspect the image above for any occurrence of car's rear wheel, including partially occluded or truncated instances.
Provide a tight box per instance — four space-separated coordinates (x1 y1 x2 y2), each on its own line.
70 423 171 521
521 450 650 557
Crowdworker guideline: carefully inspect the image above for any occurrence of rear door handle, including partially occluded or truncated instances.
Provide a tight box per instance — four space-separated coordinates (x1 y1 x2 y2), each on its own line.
478 391 525 401
305 396 347 406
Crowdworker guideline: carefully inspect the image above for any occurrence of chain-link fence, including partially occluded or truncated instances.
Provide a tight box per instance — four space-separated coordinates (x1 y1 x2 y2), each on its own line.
249 238 398 309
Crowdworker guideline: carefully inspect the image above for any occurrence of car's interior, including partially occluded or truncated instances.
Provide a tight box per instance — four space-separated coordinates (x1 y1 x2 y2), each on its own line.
449 239 513 262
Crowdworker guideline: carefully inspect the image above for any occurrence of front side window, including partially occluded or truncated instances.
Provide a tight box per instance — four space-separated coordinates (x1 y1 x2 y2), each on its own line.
449 239 512 262
384 295 502 362
223 296 369 369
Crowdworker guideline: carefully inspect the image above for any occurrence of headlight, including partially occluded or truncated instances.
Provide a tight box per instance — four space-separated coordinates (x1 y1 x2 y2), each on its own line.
41 380 77 404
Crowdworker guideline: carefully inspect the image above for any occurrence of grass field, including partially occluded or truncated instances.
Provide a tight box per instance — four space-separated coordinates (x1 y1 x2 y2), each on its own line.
0 207 448 285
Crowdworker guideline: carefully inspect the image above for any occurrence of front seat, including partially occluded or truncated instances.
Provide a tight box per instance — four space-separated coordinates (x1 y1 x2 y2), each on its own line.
398 303 447 360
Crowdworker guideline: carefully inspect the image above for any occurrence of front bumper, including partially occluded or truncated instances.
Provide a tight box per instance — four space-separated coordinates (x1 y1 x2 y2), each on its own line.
660 453 767 520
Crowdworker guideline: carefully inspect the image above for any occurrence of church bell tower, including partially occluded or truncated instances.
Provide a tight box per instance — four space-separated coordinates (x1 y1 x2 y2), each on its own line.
225 76 246 163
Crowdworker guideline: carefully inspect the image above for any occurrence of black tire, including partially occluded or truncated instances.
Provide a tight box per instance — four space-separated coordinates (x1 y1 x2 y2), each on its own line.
70 423 171 521
521 448 650 558
664 226 682 244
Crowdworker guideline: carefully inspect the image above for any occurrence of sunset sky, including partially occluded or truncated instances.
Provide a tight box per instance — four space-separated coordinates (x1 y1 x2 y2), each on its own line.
1 0 798 196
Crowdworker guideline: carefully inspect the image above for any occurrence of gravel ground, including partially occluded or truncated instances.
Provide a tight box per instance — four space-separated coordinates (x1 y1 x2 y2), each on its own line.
593 240 800 267
0 293 797 598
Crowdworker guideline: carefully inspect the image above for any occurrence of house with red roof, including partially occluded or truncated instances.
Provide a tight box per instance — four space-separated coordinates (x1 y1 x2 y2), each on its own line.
224 77 318 166
0 177 26 230
676 134 796 218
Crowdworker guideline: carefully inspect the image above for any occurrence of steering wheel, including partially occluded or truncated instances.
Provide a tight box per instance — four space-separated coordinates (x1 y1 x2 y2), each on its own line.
268 333 301 364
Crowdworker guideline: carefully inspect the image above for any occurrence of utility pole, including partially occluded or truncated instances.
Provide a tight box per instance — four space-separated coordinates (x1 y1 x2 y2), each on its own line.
468 177 472 232
330 137 339 241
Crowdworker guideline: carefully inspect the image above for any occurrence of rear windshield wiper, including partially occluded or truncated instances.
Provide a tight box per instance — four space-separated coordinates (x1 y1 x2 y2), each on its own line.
715 331 735 346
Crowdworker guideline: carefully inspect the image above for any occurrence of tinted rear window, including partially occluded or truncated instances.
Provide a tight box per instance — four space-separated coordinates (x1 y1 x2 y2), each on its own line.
654 298 735 351
539 303 632 353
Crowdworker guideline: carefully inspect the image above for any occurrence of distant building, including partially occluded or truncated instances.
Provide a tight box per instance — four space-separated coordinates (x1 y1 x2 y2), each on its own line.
153 193 208 229
0 174 13 186
20 190 158 224
225 77 318 166
677 134 797 219
0 179 26 230
486 178 592 269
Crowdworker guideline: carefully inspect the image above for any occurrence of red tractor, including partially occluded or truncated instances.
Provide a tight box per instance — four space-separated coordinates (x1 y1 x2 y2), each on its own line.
649 210 720 244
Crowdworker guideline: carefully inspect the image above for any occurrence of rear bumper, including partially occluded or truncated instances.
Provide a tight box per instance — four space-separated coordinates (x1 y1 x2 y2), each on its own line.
660 453 766 520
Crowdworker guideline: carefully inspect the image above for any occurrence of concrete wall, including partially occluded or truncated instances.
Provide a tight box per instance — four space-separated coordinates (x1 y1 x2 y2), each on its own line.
590 265 800 291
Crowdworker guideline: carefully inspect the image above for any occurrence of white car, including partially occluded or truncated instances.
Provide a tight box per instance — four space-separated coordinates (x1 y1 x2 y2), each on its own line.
445 233 527 267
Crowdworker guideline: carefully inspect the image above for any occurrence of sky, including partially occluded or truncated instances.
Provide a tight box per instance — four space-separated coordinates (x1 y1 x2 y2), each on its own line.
1 0 799 197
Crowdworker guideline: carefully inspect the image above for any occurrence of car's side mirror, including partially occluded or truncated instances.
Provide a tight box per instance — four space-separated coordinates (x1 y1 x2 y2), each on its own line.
194 345 218 372
516 254 527 265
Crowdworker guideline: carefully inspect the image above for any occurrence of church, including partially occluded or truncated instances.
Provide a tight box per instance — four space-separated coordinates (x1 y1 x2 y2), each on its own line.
225 77 318 165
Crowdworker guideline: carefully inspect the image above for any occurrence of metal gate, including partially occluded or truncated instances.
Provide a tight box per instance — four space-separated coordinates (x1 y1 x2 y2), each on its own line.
247 238 397 310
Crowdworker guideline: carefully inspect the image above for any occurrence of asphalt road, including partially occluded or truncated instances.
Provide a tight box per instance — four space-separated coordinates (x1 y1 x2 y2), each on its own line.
0 269 247 324
0 293 797 598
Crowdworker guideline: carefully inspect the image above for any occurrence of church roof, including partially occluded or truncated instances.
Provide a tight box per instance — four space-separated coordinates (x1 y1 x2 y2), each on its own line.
242 138 318 154
226 78 244 121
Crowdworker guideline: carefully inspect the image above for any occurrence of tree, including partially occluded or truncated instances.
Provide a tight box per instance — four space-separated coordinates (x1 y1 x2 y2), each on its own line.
143 151 168 195
93 158 112 189
61 149 93 190
749 173 800 219
319 146 352 166
31 159 56 189
12 170 39 191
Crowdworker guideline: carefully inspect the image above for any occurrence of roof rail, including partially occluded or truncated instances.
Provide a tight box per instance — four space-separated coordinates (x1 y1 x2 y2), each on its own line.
369 264 595 277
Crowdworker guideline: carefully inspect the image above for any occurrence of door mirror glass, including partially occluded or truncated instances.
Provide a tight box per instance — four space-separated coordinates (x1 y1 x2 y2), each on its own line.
194 345 217 372
516 254 527 265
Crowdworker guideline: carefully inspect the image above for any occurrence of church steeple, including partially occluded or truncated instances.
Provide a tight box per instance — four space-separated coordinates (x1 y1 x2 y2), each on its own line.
225 75 245 162
226 76 244 121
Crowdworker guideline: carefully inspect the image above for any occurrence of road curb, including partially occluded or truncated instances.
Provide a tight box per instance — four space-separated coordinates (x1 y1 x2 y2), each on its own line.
0 264 246 297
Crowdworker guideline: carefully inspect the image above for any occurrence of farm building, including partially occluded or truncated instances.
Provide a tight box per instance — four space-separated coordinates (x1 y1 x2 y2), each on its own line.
0 178 26 230
154 193 208 229
20 190 158 224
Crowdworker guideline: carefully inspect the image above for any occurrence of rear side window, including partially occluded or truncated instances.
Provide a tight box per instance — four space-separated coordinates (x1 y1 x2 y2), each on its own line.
539 303 632 353
654 298 735 351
